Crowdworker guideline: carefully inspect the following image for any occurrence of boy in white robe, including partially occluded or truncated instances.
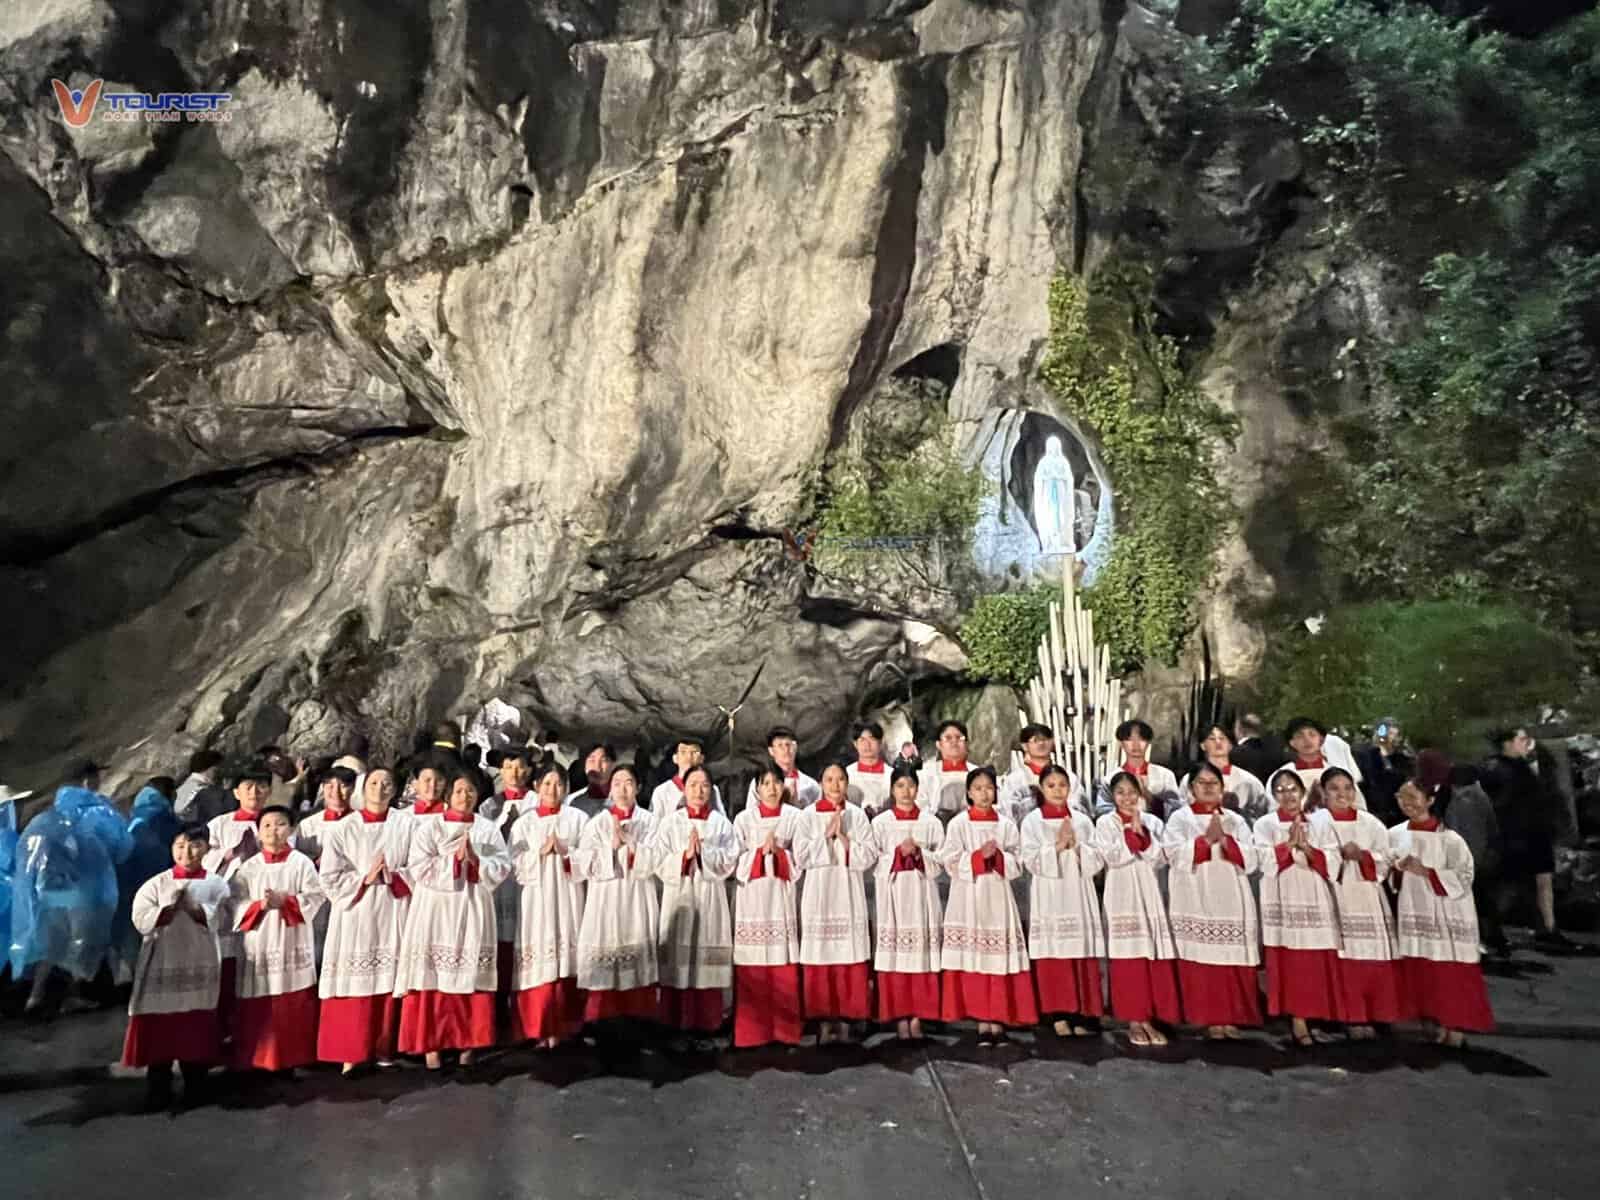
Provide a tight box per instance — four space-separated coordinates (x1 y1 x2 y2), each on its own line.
122 824 230 1108
650 737 726 817
919 719 982 820
1093 773 1179 1046
1094 719 1181 818
204 764 272 1034
744 725 820 809
845 721 892 816
228 806 326 1071
796 764 879 1043
1001 723 1084 823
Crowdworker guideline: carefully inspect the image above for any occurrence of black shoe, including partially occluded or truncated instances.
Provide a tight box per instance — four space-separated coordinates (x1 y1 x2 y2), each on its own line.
145 1066 175 1112
1534 929 1578 953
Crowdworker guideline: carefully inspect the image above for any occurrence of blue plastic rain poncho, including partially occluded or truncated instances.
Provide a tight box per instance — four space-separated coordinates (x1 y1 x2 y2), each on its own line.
9 787 133 981
111 786 181 981
0 796 17 968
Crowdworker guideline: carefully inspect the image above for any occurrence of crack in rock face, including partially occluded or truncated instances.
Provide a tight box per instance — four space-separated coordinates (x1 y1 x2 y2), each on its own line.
0 1 1312 789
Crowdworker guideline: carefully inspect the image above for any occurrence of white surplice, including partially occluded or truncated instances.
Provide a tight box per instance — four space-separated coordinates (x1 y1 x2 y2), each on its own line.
291 809 354 867
507 805 589 990
203 810 265 962
1092 811 1176 960
844 763 892 814
650 778 726 818
574 807 661 991
1094 763 1182 817
917 761 980 817
319 812 415 998
1252 812 1342 952
481 791 533 946
1019 809 1105 960
1312 809 1399 961
229 851 326 999
1181 766 1270 822
1162 807 1261 967
128 870 230 1016
1001 764 1089 824
745 770 820 810
393 815 511 995
1389 823 1480 963
652 808 739 989
869 808 944 973
794 804 878 965
939 811 1029 976
732 804 805 967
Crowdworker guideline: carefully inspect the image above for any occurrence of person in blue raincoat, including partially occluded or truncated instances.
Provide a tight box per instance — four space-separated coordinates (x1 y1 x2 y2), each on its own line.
0 784 27 983
112 779 182 983
10 761 133 1015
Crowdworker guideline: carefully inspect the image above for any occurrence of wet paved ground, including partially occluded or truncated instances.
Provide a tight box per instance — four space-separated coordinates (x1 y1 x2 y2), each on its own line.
5 944 1599 1200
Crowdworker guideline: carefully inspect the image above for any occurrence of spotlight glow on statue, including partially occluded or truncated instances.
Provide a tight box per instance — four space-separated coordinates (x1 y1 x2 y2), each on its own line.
1032 435 1077 555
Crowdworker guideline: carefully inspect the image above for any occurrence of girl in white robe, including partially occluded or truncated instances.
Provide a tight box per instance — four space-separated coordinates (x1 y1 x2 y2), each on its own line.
228 805 326 1071
1255 768 1345 1045
870 766 943 1040
940 767 1038 1042
653 764 740 1034
121 824 230 1105
1093 772 1180 1046
317 769 413 1072
1179 724 1268 821
796 763 879 1042
575 765 662 1023
1314 767 1402 1036
393 769 512 1069
1020 764 1105 1035
1163 762 1262 1037
507 763 588 1047
732 764 806 1047
1391 776 1494 1044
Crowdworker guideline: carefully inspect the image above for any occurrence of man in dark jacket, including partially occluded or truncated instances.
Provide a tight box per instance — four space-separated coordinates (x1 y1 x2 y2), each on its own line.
1355 716 1413 828
1230 712 1285 782
1481 728 1577 953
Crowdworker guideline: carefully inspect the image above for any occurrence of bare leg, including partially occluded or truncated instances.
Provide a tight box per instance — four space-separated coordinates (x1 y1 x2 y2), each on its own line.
1291 1017 1312 1047
908 1017 924 1040
1053 1019 1071 1037
1536 873 1557 933
424 1051 442 1071
896 1019 911 1041
458 1049 476 1066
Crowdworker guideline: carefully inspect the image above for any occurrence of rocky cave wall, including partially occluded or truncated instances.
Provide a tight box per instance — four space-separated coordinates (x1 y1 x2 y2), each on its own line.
0 0 1383 789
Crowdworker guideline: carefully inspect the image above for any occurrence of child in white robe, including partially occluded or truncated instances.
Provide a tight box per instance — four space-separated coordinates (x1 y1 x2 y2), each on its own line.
1314 766 1403 1036
507 762 588 1048
940 766 1037 1043
394 769 512 1069
575 766 662 1023
733 764 806 1047
743 725 821 808
796 763 879 1043
1164 761 1262 1037
122 824 230 1107
1001 723 1088 822
1093 772 1180 1046
871 766 943 1040
918 720 979 820
203 765 273 1035
1255 768 1345 1045
480 748 534 1026
653 764 740 1035
1179 724 1269 821
650 737 726 817
228 805 326 1071
317 769 413 1072
1391 774 1494 1045
291 765 356 973
1020 765 1105 1036
845 720 892 815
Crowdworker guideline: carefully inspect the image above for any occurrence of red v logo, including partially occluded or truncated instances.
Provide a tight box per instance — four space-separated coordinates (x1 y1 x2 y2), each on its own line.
52 78 103 128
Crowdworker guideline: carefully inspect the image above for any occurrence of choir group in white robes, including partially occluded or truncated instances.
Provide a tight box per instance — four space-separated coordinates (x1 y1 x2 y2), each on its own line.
121 717 1501 1089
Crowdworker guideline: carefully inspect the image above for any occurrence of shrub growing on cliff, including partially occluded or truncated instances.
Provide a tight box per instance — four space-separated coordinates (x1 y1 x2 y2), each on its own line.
958 586 1055 688
815 420 984 546
1039 266 1240 672
1219 2 1600 656
1259 600 1580 752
